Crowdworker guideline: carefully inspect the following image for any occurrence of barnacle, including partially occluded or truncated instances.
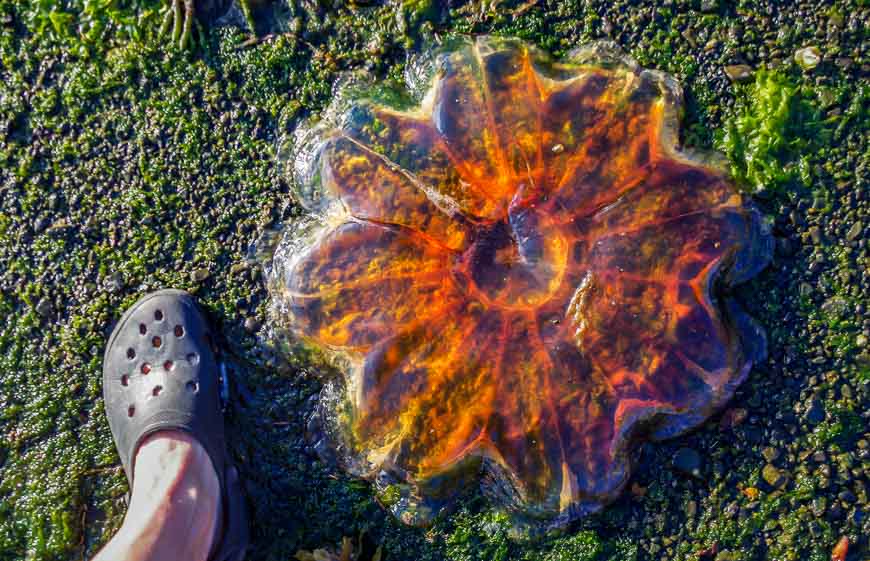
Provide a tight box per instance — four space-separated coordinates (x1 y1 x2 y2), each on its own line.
270 36 772 529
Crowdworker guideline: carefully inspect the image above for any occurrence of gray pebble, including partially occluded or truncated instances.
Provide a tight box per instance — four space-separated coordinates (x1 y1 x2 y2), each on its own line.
723 64 753 83
35 298 53 318
244 316 261 333
191 268 210 282
762 464 786 487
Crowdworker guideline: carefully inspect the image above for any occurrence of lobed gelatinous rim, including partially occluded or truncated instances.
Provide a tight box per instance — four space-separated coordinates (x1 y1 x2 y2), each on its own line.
269 35 773 532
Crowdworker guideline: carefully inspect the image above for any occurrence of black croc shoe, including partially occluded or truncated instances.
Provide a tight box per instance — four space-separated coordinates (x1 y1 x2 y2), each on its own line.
102 289 249 561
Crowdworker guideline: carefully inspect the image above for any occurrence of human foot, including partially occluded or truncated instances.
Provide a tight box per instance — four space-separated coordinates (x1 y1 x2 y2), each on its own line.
100 290 248 561
94 431 221 561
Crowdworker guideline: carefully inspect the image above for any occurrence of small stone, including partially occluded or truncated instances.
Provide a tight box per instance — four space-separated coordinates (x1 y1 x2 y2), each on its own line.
551 143 564 154
762 463 785 487
700 0 717 12
231 261 252 275
105 273 123 294
799 282 813 298
244 317 261 333
672 447 703 478
846 221 863 241
191 268 210 282
809 226 822 245
804 400 825 425
761 447 781 463
35 298 53 318
794 46 822 70
856 334 868 348
723 501 739 519
838 489 856 503
724 64 753 83
841 384 853 399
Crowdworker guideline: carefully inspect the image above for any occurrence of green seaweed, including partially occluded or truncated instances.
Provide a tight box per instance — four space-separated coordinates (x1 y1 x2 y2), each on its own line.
716 70 829 194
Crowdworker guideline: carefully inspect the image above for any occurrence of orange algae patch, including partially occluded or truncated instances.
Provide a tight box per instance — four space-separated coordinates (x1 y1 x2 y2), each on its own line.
270 36 772 530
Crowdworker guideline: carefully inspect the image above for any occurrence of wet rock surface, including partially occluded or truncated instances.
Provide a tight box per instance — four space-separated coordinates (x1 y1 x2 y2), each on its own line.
0 0 866 560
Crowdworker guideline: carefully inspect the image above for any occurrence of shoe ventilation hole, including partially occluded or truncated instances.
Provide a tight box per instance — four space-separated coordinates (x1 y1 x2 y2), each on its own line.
127 405 135 417
186 353 199 365
186 380 199 393
163 360 174 371
152 385 163 397
126 348 135 360
154 309 163 321
120 374 129 387
174 325 184 338
139 323 147 335
141 363 151 375
152 336 162 348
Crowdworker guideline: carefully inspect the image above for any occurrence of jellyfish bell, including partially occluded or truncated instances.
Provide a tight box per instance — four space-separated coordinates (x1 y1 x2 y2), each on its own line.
268 36 772 534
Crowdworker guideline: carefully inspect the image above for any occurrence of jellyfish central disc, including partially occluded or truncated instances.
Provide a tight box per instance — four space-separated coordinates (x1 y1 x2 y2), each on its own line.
459 217 566 309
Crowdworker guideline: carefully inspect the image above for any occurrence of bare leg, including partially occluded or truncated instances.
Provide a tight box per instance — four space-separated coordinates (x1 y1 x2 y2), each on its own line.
93 431 221 561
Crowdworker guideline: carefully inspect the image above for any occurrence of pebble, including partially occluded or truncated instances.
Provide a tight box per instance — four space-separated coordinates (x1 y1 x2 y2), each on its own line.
799 282 813 297
104 273 123 294
838 489 856 503
794 46 822 70
685 499 697 518
723 64 753 83
191 268 210 282
672 447 703 478
723 501 739 519
762 464 786 488
761 447 781 463
231 261 252 275
804 400 826 425
35 298 53 318
846 221 863 241
244 317 261 333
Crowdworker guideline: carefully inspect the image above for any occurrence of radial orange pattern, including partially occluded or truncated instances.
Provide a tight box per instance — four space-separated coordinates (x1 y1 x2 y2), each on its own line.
273 36 772 528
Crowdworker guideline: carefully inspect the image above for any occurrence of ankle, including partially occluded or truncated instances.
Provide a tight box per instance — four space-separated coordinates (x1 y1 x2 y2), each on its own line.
117 431 221 561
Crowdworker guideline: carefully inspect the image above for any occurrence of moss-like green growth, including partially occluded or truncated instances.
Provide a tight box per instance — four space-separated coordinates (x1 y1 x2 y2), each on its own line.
716 70 827 194
535 531 603 561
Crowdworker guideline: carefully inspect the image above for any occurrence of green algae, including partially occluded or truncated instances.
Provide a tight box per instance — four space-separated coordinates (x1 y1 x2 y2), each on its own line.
715 70 829 194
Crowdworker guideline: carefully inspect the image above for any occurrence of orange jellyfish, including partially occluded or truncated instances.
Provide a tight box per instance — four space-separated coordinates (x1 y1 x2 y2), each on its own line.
270 36 772 530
